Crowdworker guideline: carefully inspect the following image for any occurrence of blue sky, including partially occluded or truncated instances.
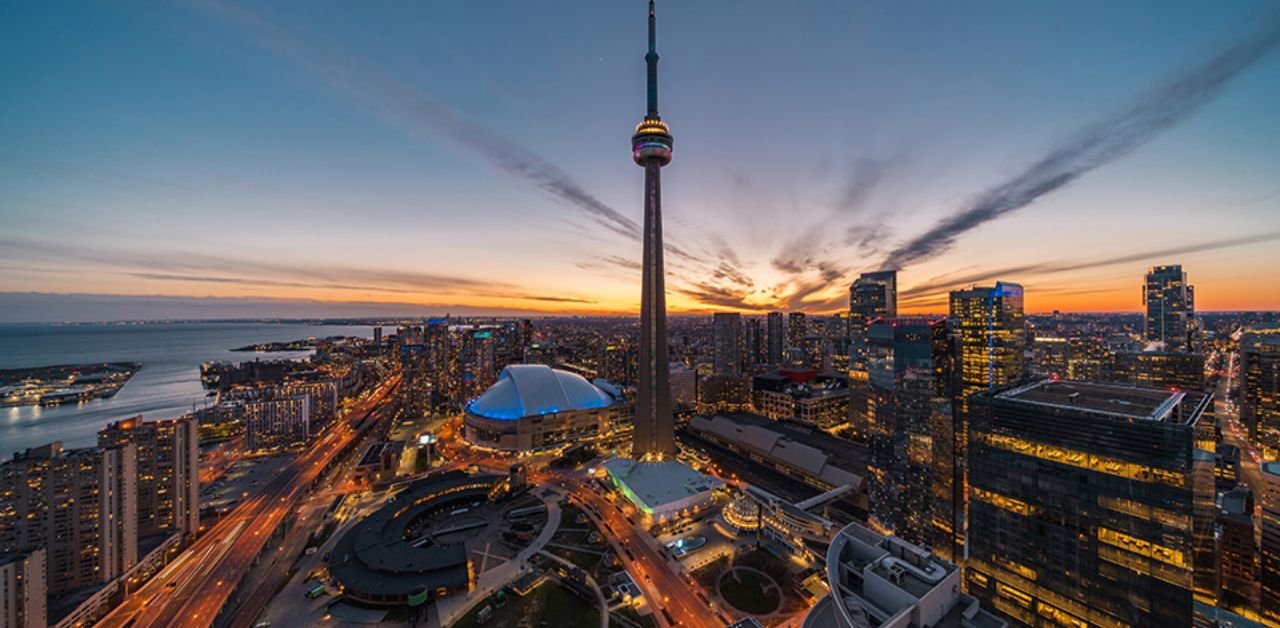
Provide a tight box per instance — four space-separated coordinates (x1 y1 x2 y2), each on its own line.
2 0 1278 320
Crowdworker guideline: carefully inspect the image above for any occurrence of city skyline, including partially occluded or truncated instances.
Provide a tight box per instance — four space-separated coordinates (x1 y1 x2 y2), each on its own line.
3 1 1280 322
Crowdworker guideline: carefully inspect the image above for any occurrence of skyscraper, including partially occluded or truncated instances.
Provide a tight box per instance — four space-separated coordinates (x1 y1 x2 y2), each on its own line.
947 281 1025 558
848 270 898 442
950 282 1026 398
1241 328 1280 457
864 318 956 556
745 317 763 368
712 312 743 376
631 0 676 459
787 312 807 354
1144 264 1195 352
967 380 1210 627
766 312 784 366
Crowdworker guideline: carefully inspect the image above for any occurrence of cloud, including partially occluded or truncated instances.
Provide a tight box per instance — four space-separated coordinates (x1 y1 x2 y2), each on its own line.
0 291 567 323
898 230 1280 301
193 0 650 245
880 12 1280 270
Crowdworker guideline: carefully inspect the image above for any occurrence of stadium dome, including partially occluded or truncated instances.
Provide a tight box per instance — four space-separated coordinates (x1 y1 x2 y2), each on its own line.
468 364 612 420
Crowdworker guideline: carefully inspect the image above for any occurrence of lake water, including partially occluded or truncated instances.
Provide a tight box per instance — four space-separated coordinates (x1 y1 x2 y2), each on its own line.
0 322 378 456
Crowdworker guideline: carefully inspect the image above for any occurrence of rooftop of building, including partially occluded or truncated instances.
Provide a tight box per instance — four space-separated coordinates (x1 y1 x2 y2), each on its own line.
467 364 615 420
690 412 867 489
602 457 720 513
995 379 1199 423
821 522 1005 628
1263 461 1280 478
329 470 502 597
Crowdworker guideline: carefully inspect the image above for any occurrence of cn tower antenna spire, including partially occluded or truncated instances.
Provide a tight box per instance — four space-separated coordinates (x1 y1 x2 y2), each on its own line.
646 0 660 118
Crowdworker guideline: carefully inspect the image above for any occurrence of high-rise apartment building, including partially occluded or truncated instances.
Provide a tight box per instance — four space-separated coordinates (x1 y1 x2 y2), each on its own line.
668 362 696 409
97 416 199 537
787 312 807 348
0 549 45 628
242 395 311 451
864 318 958 558
766 312 784 366
1242 329 1280 457
967 380 1211 627
745 317 764 368
0 442 137 598
1144 264 1195 352
713 313 743 376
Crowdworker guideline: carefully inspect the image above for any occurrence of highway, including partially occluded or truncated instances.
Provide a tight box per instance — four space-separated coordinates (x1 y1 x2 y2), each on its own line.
96 375 400 628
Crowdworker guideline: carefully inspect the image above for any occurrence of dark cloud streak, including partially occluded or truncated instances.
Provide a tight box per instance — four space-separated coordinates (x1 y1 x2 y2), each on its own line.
880 12 1280 270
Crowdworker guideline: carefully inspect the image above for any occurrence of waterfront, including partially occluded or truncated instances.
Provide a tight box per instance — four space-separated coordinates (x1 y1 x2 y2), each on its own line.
0 322 377 456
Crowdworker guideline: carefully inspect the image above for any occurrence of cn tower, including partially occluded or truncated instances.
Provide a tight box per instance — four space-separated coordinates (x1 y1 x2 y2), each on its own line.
631 0 676 459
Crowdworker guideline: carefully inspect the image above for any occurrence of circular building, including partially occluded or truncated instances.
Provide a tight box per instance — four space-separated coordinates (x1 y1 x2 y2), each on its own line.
329 470 503 607
464 364 629 452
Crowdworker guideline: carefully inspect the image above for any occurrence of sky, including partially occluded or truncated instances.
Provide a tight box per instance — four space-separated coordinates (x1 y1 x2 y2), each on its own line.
2 0 1279 322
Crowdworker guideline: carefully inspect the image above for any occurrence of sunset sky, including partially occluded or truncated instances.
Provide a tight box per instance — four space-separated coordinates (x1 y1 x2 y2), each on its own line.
2 1 1279 321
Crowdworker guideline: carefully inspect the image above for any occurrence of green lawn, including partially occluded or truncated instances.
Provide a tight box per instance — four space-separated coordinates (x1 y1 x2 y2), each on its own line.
718 568 781 616
453 581 599 628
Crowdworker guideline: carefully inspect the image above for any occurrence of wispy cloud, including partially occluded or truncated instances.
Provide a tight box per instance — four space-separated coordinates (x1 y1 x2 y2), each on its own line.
880 11 1280 270
192 0 651 245
899 230 1280 301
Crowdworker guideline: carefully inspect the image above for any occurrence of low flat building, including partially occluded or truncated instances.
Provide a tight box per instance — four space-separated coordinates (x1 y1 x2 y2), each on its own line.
689 412 865 492
802 522 1004 628
330 471 504 607
753 369 849 428
602 458 721 523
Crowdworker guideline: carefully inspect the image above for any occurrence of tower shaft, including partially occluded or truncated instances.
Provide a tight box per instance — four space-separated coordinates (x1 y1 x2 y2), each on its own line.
635 161 674 457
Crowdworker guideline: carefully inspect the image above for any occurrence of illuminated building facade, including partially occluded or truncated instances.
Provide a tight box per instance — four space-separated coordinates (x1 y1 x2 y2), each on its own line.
0 442 137 598
1143 264 1195 352
849 271 901 442
97 416 199 537
0 549 45 628
864 318 958 559
241 394 311 451
948 281 1025 559
463 365 629 453
1110 350 1206 392
1241 329 1280 457
966 380 1210 627
1262 462 1280 625
788 312 808 356
752 370 848 428
631 0 676 459
713 312 743 376
950 282 1026 399
848 270 897 382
